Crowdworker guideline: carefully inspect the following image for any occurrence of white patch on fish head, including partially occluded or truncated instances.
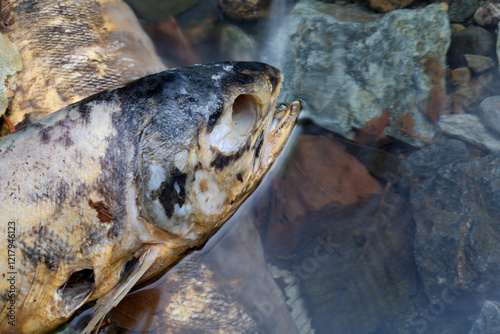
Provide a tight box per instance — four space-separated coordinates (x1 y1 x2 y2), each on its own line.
187 64 285 227
192 170 226 218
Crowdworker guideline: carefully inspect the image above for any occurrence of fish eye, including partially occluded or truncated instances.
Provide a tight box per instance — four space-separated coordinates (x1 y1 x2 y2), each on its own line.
231 94 258 136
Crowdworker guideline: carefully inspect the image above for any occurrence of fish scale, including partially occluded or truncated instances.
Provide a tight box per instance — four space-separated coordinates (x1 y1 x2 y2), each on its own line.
4 0 166 127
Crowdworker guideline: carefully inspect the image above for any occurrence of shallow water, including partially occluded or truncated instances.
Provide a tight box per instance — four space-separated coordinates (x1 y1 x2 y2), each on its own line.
59 0 500 333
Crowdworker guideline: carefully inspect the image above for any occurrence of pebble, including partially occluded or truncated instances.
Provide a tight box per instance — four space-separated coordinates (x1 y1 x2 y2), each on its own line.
448 25 496 68
449 67 471 86
478 95 500 134
218 0 270 20
464 54 495 73
451 74 499 113
444 0 479 23
474 0 500 26
438 114 500 151
366 0 414 13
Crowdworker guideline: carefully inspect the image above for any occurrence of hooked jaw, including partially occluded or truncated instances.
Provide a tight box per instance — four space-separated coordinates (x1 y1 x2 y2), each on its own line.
197 68 300 218
258 100 300 174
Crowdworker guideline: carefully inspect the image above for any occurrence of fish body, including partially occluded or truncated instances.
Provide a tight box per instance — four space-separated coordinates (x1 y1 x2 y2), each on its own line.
4 0 166 128
0 62 299 333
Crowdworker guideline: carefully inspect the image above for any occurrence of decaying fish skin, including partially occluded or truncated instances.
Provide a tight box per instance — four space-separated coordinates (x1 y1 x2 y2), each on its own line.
4 0 166 128
0 61 299 334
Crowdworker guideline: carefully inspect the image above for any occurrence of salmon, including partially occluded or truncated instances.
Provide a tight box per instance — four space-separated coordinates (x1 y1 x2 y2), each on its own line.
3 0 167 128
0 61 299 333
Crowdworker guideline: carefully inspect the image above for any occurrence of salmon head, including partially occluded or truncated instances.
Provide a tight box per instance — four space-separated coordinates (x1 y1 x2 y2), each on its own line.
137 62 298 240
0 62 299 333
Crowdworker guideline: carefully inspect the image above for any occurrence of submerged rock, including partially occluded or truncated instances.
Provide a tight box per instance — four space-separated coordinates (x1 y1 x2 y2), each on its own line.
401 139 469 180
444 0 479 23
220 25 258 61
450 67 471 86
219 0 270 19
366 0 414 13
469 301 500 334
289 192 417 334
464 54 496 73
410 147 500 301
124 0 200 22
438 114 500 152
448 25 496 68
450 73 500 113
478 96 500 135
274 1 450 147
474 0 500 26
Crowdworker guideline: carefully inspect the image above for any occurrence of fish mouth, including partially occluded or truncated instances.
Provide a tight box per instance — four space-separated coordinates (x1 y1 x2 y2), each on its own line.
255 100 300 174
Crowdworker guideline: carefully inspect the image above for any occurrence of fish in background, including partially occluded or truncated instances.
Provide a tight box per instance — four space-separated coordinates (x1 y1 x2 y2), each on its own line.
3 0 167 129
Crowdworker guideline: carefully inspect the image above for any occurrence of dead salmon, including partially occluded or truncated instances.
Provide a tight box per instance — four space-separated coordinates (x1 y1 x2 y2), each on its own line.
3 0 167 129
0 61 299 334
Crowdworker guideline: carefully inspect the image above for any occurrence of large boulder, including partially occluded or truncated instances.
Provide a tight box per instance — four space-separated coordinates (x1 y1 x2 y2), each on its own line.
274 1 450 147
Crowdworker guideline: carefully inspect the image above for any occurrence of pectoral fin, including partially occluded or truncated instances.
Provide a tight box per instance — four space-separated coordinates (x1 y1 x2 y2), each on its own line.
81 246 159 334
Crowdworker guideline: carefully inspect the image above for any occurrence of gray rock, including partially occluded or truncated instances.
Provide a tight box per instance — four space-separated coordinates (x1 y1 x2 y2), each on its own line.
469 301 500 334
478 96 500 135
411 151 500 301
220 25 258 61
273 1 450 147
438 114 500 152
401 139 469 179
445 0 479 23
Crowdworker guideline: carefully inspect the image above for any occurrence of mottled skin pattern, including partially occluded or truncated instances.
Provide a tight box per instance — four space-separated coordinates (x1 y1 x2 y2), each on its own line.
0 62 298 333
4 0 166 128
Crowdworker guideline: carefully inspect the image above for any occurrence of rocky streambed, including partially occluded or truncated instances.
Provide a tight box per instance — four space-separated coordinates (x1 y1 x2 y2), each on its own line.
47 0 500 333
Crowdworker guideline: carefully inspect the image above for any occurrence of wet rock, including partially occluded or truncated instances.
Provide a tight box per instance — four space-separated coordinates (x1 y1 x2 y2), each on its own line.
411 149 500 300
478 96 500 134
220 25 258 61
287 192 417 334
464 54 496 73
124 0 200 23
401 139 469 180
438 114 500 151
450 67 471 86
448 26 496 68
274 1 450 147
474 0 500 26
366 0 414 13
469 301 500 334
219 0 270 20
176 0 221 45
450 73 500 113
444 0 479 23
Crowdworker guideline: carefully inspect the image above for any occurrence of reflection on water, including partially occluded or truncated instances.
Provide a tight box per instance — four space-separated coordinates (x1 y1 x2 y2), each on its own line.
62 0 500 333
